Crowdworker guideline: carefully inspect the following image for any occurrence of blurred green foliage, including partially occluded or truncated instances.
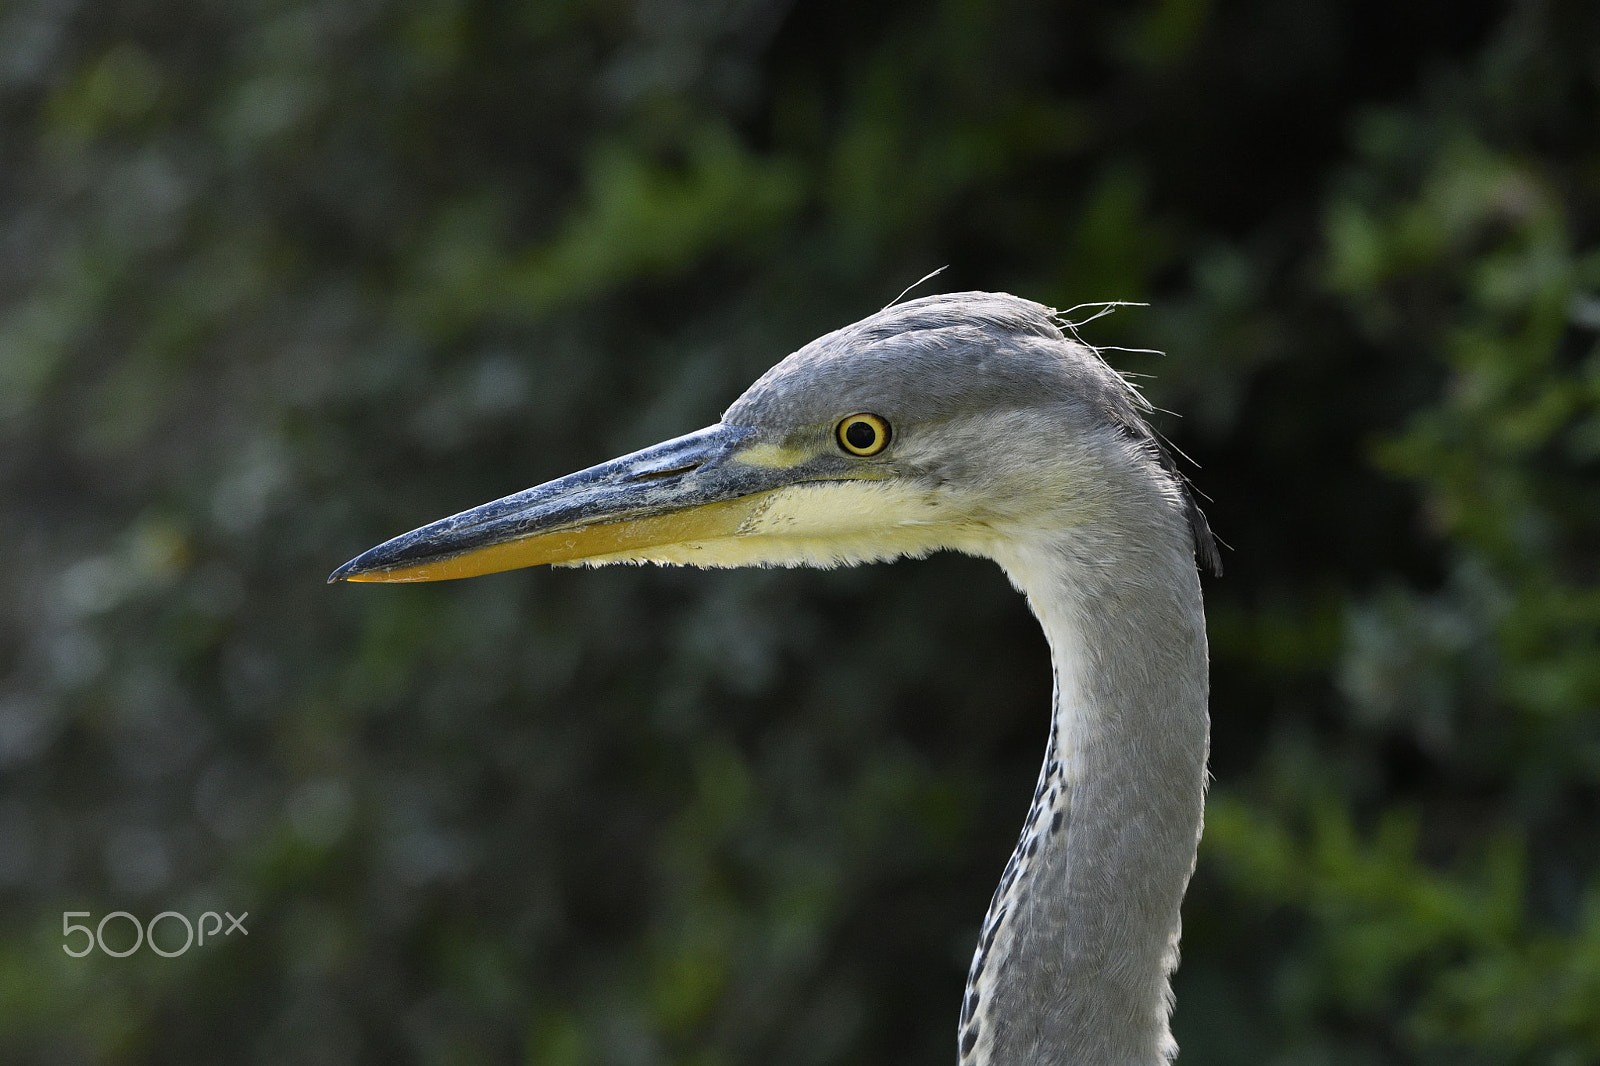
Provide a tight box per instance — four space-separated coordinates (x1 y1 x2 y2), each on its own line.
1 0 1597 1063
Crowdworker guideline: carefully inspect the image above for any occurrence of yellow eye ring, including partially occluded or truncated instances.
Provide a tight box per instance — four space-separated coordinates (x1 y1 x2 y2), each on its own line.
836 413 891 456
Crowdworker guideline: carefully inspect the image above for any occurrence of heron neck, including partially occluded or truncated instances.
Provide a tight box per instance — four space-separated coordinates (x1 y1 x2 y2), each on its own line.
963 530 1210 1065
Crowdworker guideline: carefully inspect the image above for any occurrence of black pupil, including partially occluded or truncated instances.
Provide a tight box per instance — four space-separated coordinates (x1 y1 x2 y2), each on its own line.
845 420 878 450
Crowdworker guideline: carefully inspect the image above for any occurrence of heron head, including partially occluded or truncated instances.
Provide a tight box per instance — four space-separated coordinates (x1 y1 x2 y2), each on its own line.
330 292 1217 583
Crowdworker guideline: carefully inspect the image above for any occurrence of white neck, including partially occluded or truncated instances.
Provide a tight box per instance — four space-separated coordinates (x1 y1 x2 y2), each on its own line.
961 521 1210 1065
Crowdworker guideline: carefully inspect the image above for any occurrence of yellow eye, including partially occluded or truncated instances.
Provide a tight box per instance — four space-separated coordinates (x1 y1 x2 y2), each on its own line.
836 413 891 456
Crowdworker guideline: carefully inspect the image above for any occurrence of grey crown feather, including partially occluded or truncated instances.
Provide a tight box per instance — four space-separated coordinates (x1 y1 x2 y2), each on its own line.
745 291 1223 577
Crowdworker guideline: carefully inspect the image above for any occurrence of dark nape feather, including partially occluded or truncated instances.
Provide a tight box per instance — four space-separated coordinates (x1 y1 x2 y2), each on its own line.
1110 416 1223 578
1149 437 1223 577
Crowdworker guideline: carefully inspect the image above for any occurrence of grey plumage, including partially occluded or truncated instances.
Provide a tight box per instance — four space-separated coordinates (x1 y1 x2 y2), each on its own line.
334 291 1216 1064
725 294 1220 577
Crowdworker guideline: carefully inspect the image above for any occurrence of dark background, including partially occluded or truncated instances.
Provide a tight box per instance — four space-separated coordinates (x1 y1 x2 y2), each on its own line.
2 0 1598 1062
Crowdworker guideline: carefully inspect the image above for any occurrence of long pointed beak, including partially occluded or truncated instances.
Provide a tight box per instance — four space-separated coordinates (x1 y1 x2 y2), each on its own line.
330 423 796 583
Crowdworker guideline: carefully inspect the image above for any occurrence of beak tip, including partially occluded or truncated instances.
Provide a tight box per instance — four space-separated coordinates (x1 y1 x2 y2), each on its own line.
327 559 361 583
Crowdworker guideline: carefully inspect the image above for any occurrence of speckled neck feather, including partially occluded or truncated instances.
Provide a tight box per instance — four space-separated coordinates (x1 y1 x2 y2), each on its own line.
959 522 1210 1065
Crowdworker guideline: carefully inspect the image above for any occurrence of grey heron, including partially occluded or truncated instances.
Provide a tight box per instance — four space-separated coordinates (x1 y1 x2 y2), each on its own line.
332 292 1220 1064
